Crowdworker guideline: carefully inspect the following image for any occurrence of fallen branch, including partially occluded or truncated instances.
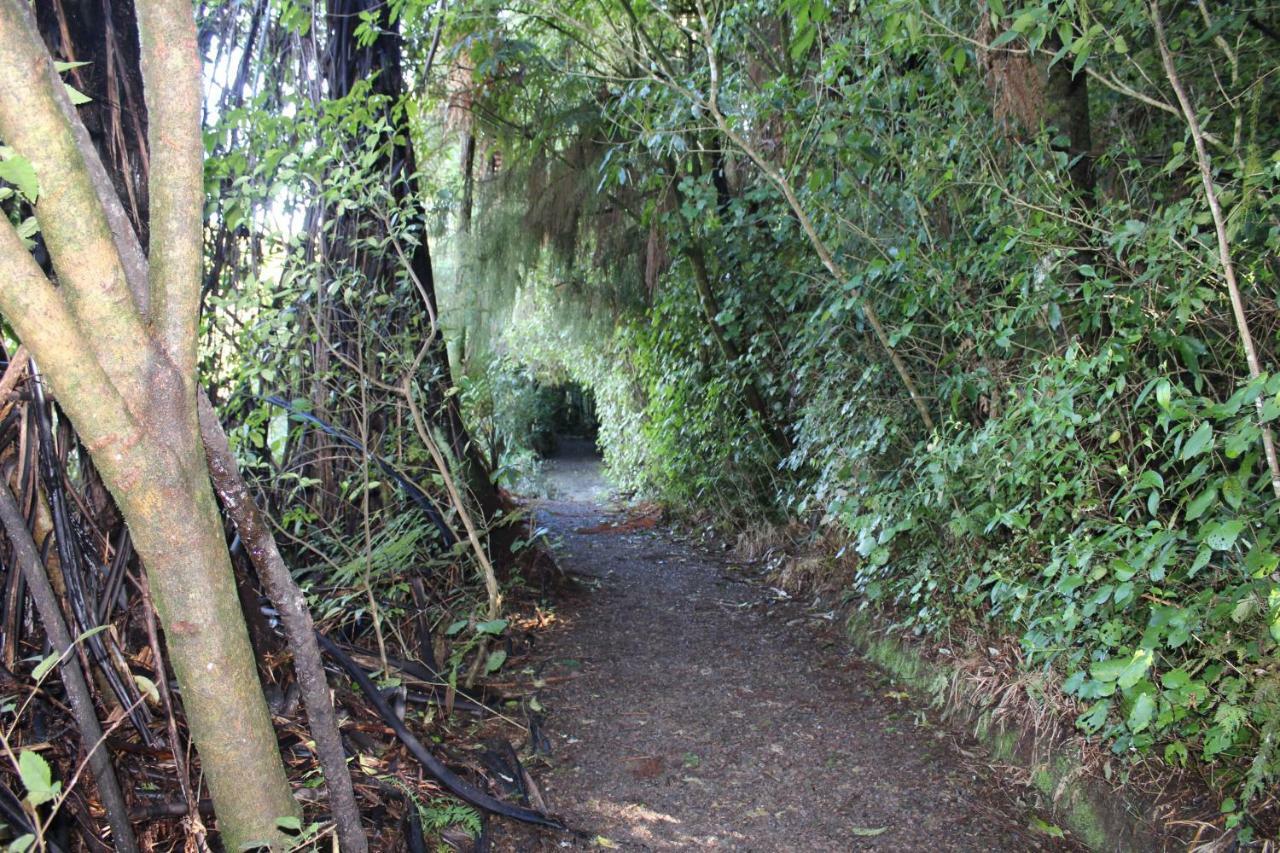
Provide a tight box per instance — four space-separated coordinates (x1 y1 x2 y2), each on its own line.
317 632 568 832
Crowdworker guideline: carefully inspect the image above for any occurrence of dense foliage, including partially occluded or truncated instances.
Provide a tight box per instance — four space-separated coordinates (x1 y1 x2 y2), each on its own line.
440 0 1280 837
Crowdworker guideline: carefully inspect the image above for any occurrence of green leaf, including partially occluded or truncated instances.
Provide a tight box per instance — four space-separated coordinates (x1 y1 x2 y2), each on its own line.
1185 486 1217 521
445 619 468 636
475 619 509 636
9 834 35 853
1221 475 1244 509
1076 699 1110 733
31 650 61 683
850 827 887 837
0 153 39 203
276 816 303 832
790 25 816 60
1127 691 1155 732
1202 519 1245 551
989 28 1020 48
1181 422 1213 460
64 83 92 106
1188 546 1213 578
1126 648 1157 686
1091 649 1152 689
1136 470 1164 491
485 649 507 673
1231 597 1257 623
1071 43 1091 76
15 216 38 242
134 674 160 705
1251 550 1280 579
1090 658 1126 682
1029 816 1065 838
19 750 59 807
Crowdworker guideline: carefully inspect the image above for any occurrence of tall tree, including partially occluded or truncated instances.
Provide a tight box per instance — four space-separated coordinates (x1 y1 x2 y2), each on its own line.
321 0 511 547
0 1 298 848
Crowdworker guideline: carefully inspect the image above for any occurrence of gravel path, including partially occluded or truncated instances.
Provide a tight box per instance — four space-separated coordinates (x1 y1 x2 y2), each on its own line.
508 443 1084 851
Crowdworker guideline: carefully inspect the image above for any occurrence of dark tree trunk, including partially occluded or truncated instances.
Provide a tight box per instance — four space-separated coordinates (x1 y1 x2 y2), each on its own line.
460 132 477 232
324 0 511 554
1045 36 1095 200
34 0 150 246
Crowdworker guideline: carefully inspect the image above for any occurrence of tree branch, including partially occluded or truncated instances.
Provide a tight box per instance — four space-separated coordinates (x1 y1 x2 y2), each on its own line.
136 0 205 383
197 394 368 853
0 218 140 455
0 0 152 407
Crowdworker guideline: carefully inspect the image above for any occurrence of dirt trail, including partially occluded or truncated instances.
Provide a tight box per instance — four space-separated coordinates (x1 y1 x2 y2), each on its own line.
517 441 1083 851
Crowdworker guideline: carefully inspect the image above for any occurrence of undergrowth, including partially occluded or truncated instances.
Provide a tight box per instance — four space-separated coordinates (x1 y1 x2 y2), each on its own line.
446 0 1280 842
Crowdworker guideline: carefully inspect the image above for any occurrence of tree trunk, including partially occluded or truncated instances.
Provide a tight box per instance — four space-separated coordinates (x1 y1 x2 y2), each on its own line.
325 0 512 558
109 431 301 849
0 1 298 847
1044 34 1095 200
460 132 477 233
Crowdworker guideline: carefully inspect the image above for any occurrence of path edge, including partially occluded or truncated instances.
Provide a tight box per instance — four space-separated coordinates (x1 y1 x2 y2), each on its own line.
845 611 1179 853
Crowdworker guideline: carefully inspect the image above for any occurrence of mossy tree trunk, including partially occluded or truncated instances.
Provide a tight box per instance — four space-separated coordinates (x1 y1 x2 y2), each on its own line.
0 1 298 848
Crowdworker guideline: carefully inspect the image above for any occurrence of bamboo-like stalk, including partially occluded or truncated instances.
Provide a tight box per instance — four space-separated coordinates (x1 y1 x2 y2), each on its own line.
1151 1 1280 500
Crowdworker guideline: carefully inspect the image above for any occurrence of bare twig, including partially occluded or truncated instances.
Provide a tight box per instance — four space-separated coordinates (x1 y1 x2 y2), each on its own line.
401 377 503 689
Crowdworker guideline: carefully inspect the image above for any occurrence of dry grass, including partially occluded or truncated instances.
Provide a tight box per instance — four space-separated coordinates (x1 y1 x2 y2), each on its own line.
730 520 853 594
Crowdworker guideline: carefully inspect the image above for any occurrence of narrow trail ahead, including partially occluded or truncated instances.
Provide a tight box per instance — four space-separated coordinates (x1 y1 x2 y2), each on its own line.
519 441 1082 851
